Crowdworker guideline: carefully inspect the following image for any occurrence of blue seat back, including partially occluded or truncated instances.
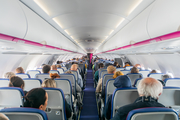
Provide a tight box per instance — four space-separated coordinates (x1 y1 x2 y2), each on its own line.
126 107 178 120
105 79 116 105
16 73 30 78
23 78 42 91
127 73 143 85
148 73 164 80
44 88 67 120
164 78 180 87
0 78 9 87
26 70 41 78
0 87 24 107
111 88 138 118
0 108 48 120
54 79 73 110
35 73 50 81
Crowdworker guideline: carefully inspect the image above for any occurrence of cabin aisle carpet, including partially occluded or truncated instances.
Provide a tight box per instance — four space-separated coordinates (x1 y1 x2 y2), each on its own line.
79 68 99 120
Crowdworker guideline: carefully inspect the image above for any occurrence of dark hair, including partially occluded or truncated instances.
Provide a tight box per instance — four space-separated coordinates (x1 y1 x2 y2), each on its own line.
9 76 24 88
24 88 46 109
57 61 60 64
150 70 157 73
99 63 104 68
42 65 50 73
113 62 118 67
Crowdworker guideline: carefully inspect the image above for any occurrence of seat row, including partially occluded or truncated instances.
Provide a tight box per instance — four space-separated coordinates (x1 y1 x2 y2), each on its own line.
0 87 70 120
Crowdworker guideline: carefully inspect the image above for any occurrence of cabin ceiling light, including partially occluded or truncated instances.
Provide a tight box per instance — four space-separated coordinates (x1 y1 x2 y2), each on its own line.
116 18 125 28
64 30 70 35
105 36 108 39
109 30 114 35
53 18 63 28
128 0 143 15
70 36 74 39
34 0 49 15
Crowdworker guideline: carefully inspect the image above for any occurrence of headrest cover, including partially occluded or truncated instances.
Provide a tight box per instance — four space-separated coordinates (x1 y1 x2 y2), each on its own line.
113 75 132 88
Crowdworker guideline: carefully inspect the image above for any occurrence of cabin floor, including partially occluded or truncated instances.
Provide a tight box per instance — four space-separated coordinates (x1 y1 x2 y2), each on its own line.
79 67 99 120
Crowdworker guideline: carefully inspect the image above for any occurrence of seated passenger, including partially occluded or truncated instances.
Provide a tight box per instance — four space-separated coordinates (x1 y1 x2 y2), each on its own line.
116 64 122 68
123 62 130 68
113 62 119 67
51 65 57 70
162 74 171 81
42 65 50 74
111 77 164 120
15 67 25 73
4 72 15 79
94 63 104 83
70 64 83 88
41 78 56 88
24 88 48 111
9 76 27 95
96 65 116 93
150 69 157 73
130 67 139 73
104 75 130 119
50 73 60 79
134 64 141 68
56 64 62 68
0 113 9 120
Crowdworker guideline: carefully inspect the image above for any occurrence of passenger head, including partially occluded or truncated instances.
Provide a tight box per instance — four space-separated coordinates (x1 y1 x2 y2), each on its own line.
113 75 131 88
70 64 78 71
51 65 57 70
50 73 60 79
113 71 124 79
107 65 116 74
0 113 9 120
137 77 163 99
4 72 15 79
9 76 25 90
150 70 157 73
99 63 104 69
113 62 118 67
42 79 56 88
15 67 25 73
42 65 50 73
134 64 141 68
56 64 61 68
131 67 139 73
162 74 171 81
57 61 60 64
65 70 72 74
125 62 130 65
24 88 48 111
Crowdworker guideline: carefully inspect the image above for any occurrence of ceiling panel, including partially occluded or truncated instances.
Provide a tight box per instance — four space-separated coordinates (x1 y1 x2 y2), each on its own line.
20 0 154 53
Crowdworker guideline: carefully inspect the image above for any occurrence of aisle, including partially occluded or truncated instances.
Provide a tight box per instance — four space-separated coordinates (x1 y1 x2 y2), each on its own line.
79 69 99 120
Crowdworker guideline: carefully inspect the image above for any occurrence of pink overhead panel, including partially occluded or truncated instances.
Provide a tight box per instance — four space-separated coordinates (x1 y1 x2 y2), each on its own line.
102 31 180 53
0 33 81 53
0 33 15 41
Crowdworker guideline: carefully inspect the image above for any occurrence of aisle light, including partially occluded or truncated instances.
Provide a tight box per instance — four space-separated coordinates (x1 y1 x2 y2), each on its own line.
34 0 49 15
53 18 63 28
109 30 114 35
64 30 70 35
116 18 125 28
128 0 143 15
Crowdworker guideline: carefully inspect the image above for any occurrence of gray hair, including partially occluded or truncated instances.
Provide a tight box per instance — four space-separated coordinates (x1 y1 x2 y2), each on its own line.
4 72 15 79
0 113 9 120
137 78 163 99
